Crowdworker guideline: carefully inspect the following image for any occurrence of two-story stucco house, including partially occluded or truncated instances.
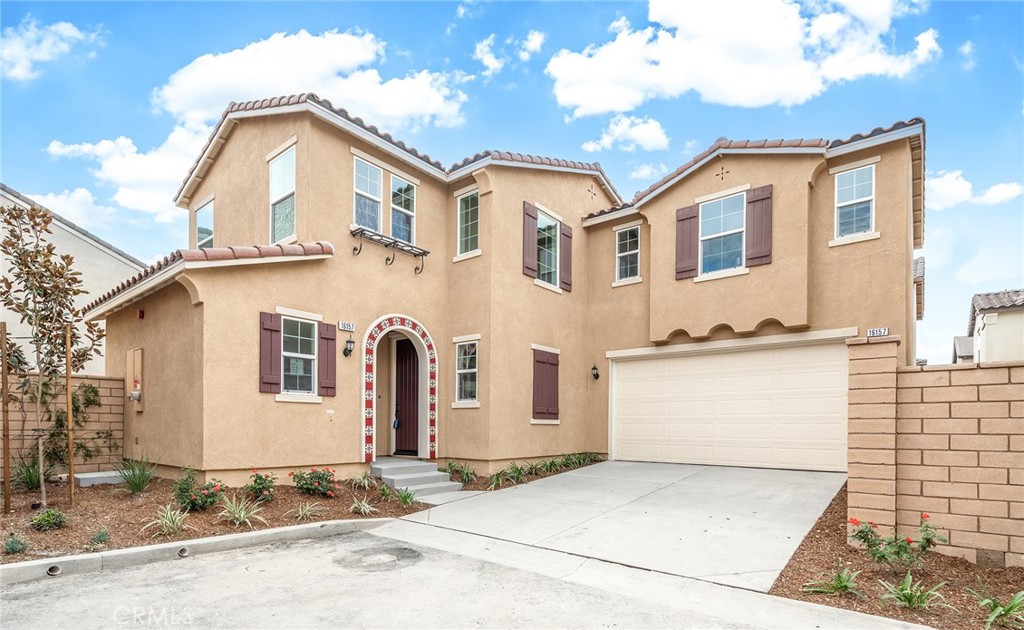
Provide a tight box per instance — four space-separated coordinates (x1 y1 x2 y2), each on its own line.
84 94 925 484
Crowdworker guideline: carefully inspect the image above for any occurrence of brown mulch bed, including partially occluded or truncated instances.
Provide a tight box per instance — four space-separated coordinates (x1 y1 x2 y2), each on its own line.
770 484 1024 630
1 476 426 564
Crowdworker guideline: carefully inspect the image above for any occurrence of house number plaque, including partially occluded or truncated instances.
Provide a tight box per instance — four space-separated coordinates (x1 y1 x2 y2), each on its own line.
338 321 356 332
867 327 889 337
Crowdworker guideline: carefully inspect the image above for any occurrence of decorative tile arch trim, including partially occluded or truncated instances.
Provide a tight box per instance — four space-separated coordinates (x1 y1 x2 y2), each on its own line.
363 314 437 462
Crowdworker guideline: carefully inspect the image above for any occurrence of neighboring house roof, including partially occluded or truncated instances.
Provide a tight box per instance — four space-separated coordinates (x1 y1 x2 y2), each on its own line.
0 183 146 269
83 242 335 320
583 118 926 249
175 93 622 208
967 289 1024 335
953 335 974 360
913 257 925 321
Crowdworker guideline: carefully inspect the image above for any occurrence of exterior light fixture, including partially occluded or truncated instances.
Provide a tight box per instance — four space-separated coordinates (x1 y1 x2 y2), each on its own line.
591 365 600 380
343 336 356 357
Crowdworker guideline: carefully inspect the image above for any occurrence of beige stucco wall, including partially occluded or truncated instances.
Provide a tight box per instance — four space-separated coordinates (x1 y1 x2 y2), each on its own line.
977 310 1024 363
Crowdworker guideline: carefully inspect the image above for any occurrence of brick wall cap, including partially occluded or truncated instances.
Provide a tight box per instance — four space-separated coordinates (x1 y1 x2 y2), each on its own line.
921 363 976 372
978 360 1024 369
898 366 923 373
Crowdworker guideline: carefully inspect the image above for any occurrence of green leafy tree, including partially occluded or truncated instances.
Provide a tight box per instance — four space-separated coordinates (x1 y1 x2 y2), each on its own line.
1 204 104 507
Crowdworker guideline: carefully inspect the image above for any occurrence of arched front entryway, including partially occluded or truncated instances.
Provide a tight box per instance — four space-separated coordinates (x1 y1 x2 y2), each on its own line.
362 315 437 463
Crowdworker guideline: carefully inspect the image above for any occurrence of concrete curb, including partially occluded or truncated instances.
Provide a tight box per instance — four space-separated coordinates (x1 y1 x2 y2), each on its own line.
1 517 393 586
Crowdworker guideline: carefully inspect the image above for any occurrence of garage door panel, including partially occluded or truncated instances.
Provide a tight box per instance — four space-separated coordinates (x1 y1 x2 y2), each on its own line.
612 342 848 472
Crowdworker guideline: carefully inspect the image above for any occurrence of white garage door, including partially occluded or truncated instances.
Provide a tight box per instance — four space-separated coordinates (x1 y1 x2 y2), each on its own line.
611 342 848 472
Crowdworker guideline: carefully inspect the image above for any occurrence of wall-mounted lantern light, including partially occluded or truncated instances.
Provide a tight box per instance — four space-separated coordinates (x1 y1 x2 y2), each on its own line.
343 335 356 357
591 365 600 380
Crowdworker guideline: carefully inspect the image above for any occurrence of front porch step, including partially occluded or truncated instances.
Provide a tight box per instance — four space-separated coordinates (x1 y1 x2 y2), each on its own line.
371 457 462 499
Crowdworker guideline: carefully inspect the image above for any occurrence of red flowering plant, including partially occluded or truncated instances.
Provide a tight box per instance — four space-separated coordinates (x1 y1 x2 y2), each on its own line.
291 467 340 498
172 468 226 512
848 513 947 571
243 469 278 503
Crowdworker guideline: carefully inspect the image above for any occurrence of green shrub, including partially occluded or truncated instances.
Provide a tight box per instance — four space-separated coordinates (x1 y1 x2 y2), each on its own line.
243 469 277 502
503 462 527 485
802 566 865 599
379 484 393 499
351 470 377 491
216 494 268 530
395 488 416 507
350 496 377 516
4 534 28 555
849 513 946 571
967 589 1024 630
173 468 225 511
290 467 339 498
142 504 192 537
90 527 109 545
31 508 67 531
879 571 948 609
113 455 156 493
286 501 325 522
14 456 55 491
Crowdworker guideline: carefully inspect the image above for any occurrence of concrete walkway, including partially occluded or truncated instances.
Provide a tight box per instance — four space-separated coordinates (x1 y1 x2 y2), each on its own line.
401 461 847 591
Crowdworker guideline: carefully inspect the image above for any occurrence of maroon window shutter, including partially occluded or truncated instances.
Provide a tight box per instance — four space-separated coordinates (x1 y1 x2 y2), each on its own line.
317 323 337 397
259 312 282 393
675 205 699 280
523 202 538 278
745 184 773 267
532 349 559 419
559 223 573 292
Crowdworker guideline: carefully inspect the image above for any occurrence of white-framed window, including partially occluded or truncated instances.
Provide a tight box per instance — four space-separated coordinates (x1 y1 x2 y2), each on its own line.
457 191 479 255
270 146 296 244
282 316 316 394
615 225 639 281
390 175 416 244
699 191 745 274
536 210 559 286
835 164 874 238
455 341 478 402
354 157 382 232
196 199 214 249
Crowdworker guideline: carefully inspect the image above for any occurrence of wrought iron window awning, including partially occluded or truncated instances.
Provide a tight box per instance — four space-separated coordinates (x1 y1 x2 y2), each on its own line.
350 227 430 274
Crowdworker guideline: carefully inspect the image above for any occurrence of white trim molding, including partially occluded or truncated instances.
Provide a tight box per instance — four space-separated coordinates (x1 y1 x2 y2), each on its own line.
452 333 482 343
530 418 560 425
606 327 859 360
351 146 421 187
582 207 639 228
533 278 563 294
693 267 750 283
192 192 216 212
452 401 481 409
612 218 643 231
829 231 881 248
265 135 298 162
452 183 479 199
532 201 565 224
275 393 323 404
530 343 560 355
452 249 482 263
612 276 643 288
829 155 881 175
694 183 751 205
275 306 323 322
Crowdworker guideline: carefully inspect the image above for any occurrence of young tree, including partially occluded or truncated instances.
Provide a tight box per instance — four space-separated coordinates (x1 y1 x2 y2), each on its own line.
1 204 103 506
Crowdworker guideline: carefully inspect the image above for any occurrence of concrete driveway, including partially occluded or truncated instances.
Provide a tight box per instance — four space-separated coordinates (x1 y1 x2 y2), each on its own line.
400 461 846 592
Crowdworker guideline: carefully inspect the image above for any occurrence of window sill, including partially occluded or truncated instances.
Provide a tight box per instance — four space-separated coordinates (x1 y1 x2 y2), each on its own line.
612 276 642 288
275 393 323 404
452 249 482 263
531 418 560 425
273 234 297 247
693 267 750 283
534 279 563 294
452 401 480 409
829 231 880 248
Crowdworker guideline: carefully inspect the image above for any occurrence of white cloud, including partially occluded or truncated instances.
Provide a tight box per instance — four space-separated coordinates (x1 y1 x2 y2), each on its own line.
680 139 701 159
629 163 669 180
26 188 119 230
2 16 103 81
518 30 546 61
546 0 942 118
581 114 670 152
47 28 471 229
446 0 479 35
473 34 505 78
958 40 975 70
927 170 1024 210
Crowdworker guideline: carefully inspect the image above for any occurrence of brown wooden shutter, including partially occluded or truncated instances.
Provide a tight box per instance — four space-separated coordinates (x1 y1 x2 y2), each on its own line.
523 201 538 278
317 323 337 397
745 184 773 267
259 312 282 393
675 205 699 280
532 349 559 419
559 223 573 292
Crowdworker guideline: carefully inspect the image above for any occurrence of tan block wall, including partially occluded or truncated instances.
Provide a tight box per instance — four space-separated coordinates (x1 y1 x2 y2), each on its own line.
848 338 1024 568
1 374 125 477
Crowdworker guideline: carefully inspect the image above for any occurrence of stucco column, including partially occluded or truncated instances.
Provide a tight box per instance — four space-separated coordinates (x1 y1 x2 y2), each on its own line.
846 335 900 533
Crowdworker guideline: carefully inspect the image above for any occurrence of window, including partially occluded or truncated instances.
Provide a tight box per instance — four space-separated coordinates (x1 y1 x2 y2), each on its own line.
390 175 415 244
270 146 296 244
281 317 316 394
196 200 214 249
532 347 559 422
835 165 874 238
615 226 639 281
699 192 745 274
536 211 559 286
354 158 382 231
457 191 479 255
455 342 478 402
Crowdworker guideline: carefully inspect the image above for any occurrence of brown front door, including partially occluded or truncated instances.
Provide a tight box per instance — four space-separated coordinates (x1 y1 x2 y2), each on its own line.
394 338 419 455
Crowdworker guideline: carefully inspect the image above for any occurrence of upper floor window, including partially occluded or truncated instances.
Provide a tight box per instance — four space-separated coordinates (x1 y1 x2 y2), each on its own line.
390 175 415 244
455 341 478 402
196 199 214 249
457 191 479 255
699 192 745 274
536 210 559 286
354 158 382 232
269 147 296 244
835 165 874 238
615 225 639 281
282 316 316 394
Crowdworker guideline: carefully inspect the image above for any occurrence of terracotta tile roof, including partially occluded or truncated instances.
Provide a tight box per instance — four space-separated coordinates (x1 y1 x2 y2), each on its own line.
84 241 334 315
828 118 926 149
953 335 974 359
968 289 1024 335
583 203 635 221
449 150 602 174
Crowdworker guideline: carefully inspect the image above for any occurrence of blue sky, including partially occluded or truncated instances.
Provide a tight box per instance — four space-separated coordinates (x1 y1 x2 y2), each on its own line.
2 0 1022 363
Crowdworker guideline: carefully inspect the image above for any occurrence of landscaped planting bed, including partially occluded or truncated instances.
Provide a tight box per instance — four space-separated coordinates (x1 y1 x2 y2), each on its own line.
441 452 606 490
771 485 1024 630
